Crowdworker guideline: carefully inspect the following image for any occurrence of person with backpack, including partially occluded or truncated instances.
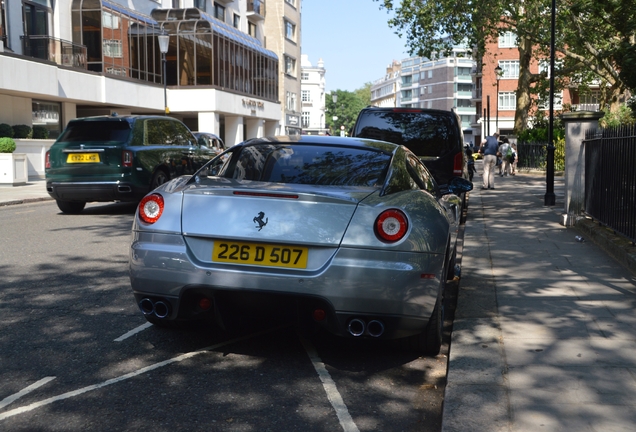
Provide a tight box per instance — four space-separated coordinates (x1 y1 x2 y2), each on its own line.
498 136 512 177
478 132 500 189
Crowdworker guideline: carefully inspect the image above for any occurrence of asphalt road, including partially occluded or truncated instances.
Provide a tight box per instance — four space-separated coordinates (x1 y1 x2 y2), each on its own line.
0 200 462 432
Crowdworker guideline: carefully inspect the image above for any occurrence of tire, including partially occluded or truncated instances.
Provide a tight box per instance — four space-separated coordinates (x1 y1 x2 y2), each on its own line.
150 169 169 191
56 200 86 214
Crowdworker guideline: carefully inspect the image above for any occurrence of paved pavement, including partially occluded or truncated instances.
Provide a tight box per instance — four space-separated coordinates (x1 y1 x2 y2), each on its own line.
443 170 636 431
3 174 636 432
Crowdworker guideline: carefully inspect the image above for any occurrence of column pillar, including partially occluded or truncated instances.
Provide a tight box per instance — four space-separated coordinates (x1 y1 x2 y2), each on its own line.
225 116 244 147
197 112 220 135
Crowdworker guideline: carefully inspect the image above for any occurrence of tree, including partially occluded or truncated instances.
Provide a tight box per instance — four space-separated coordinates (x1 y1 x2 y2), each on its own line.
374 0 636 132
325 88 369 135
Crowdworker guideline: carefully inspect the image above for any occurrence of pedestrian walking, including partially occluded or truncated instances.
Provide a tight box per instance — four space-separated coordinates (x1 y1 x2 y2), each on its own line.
479 132 499 189
510 142 518 175
499 137 512 177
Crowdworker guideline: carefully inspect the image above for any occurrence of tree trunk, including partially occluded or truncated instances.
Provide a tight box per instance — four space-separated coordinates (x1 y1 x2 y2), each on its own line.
514 36 534 133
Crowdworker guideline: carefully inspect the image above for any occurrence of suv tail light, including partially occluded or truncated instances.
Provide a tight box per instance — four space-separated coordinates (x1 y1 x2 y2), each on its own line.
139 193 164 224
453 152 463 176
122 150 133 167
45 151 51 169
375 209 408 243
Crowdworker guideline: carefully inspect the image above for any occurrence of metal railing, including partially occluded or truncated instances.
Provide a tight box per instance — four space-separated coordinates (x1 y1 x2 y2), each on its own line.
516 142 547 170
583 126 636 243
20 35 87 69
247 0 265 16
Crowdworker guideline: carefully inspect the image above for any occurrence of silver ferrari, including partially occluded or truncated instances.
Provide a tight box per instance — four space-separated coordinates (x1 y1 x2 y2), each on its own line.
129 135 472 354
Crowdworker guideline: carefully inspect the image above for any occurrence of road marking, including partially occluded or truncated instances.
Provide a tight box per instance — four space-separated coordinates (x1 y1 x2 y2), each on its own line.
0 326 286 421
114 322 153 341
0 377 56 410
299 334 360 432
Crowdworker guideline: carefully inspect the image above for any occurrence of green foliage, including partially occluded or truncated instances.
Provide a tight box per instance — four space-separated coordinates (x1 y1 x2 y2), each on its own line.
12 124 32 139
516 110 565 142
599 105 635 128
554 137 565 171
31 126 50 139
0 137 16 153
0 123 13 138
325 87 369 135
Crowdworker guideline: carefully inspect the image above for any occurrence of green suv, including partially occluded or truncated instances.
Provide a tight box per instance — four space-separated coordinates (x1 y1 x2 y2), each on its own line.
46 114 215 214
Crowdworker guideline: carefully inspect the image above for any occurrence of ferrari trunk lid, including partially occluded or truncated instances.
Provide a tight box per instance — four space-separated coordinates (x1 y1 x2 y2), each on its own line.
181 182 376 245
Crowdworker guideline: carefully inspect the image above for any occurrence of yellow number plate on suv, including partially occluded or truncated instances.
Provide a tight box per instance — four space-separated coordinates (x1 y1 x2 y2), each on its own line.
212 241 308 269
67 153 100 163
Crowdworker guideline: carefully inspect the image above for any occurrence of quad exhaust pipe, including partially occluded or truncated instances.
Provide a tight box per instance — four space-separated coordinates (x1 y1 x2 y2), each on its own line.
139 298 171 319
347 318 385 337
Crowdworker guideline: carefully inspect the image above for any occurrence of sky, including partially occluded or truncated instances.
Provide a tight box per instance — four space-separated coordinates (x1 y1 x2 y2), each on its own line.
301 0 410 93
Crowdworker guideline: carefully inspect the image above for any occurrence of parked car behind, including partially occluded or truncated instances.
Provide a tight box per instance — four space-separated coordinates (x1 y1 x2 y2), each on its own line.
129 135 473 355
46 114 216 214
192 132 226 155
350 107 469 187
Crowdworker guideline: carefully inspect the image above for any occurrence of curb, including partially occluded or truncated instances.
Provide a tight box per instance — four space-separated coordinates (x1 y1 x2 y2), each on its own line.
0 197 53 207
575 217 636 276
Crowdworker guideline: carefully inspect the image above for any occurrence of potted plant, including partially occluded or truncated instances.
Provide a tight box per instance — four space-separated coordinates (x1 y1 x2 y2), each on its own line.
0 136 28 186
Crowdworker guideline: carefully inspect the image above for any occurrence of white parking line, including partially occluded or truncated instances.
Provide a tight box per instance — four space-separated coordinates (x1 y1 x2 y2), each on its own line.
0 377 56 410
114 322 153 342
299 334 360 432
0 326 286 421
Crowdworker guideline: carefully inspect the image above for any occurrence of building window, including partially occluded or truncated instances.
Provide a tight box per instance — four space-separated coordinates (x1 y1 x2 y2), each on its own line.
401 89 413 100
103 39 122 57
402 75 412 86
102 11 119 29
539 91 563 110
285 0 296 6
302 112 310 128
301 72 309 80
285 20 296 41
498 60 519 79
213 3 225 21
301 90 310 102
194 0 205 11
285 55 296 76
286 91 297 111
499 31 518 48
498 91 516 110
32 100 61 138
428 70 433 79
233 13 240 28
248 22 256 38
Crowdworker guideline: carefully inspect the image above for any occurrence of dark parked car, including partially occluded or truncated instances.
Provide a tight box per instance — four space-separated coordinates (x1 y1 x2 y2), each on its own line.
192 132 226 155
45 114 216 214
129 135 473 355
350 107 469 187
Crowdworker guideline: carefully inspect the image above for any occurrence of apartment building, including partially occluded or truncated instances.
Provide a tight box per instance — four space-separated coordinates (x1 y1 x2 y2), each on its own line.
370 60 401 107
263 0 301 135
299 54 326 135
0 0 287 146
401 49 476 144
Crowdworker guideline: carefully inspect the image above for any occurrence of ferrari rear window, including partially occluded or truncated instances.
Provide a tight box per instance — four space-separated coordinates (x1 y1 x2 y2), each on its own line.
227 144 391 187
58 121 131 143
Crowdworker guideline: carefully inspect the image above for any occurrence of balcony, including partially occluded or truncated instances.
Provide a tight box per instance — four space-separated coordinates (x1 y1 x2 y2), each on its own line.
20 35 87 69
247 0 266 22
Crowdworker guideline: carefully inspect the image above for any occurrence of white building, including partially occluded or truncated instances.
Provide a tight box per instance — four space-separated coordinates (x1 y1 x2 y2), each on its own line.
300 54 326 135
370 60 401 107
0 0 290 146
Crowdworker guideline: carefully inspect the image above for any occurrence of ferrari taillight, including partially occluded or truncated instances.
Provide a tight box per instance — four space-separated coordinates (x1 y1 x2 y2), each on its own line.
375 209 408 243
453 152 463 176
139 193 164 224
45 151 51 169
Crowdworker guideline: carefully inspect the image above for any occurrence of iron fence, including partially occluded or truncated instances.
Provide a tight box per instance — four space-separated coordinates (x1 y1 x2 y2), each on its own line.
584 126 636 243
516 142 547 170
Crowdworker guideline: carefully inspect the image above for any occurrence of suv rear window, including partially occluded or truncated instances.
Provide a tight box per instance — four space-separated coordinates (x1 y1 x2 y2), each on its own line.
58 121 131 143
353 110 459 157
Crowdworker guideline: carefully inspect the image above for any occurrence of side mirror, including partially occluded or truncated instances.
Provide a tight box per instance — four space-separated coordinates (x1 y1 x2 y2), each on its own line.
446 177 474 195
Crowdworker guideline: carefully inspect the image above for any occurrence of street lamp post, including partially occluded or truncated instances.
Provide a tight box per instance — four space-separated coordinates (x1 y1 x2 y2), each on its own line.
332 93 338 135
494 65 502 133
544 0 557 206
158 34 170 115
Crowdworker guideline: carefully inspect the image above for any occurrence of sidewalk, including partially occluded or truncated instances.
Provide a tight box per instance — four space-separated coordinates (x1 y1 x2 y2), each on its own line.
443 170 636 431
0 179 51 206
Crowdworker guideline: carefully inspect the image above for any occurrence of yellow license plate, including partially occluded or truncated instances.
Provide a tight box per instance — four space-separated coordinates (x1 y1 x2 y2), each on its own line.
67 153 100 163
212 241 308 269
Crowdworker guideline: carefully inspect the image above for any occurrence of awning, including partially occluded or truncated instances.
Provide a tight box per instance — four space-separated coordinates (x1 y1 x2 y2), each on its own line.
102 0 158 26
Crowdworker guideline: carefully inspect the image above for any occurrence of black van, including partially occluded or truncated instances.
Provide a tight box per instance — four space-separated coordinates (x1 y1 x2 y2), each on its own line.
350 107 469 187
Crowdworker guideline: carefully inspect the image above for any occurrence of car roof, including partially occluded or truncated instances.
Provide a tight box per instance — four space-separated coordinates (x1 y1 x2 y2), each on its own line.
236 135 401 153
359 106 457 117
68 114 180 124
